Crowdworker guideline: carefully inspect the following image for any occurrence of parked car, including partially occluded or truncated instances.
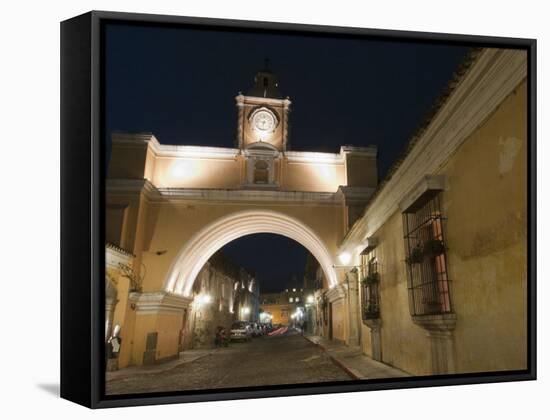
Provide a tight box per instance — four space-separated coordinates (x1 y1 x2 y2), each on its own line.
230 322 252 342
248 322 262 337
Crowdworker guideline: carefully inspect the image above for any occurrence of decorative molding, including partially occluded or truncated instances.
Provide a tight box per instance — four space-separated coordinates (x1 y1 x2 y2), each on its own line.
244 147 279 186
341 48 527 250
285 150 344 164
106 244 134 268
129 292 193 315
360 237 378 254
326 284 347 303
340 145 378 157
398 175 444 213
164 209 339 296
240 94 290 107
337 186 376 203
412 313 457 333
106 179 162 201
158 187 341 205
111 132 240 160
107 177 344 205
412 313 457 374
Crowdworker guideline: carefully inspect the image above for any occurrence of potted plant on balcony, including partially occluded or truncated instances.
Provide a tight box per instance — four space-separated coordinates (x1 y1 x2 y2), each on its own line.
362 272 380 285
405 244 423 265
363 303 379 319
423 238 446 257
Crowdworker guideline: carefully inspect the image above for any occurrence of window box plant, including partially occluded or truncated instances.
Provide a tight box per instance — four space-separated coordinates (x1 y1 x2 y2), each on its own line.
423 238 446 257
405 244 424 265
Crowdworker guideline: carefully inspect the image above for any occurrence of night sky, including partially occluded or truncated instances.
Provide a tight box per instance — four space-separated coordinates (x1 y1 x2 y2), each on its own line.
105 23 470 293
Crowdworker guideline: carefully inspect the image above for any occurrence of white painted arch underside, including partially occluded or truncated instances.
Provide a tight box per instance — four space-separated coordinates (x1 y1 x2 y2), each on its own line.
164 209 338 296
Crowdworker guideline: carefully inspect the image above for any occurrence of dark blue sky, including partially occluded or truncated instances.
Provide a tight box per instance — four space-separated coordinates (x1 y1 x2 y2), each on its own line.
105 23 469 293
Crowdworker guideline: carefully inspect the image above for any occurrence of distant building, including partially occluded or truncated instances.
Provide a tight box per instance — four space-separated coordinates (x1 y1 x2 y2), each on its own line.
233 267 260 322
184 252 242 350
259 280 315 327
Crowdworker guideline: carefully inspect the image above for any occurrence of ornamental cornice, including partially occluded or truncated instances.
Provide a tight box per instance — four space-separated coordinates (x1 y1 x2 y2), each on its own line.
337 186 376 203
106 179 162 201
111 132 240 160
129 291 193 315
340 145 378 158
239 95 291 107
326 284 347 303
398 175 445 213
106 244 134 268
157 188 341 205
285 150 344 164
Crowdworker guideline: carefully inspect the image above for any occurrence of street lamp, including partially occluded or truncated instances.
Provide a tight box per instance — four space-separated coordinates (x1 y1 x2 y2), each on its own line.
338 252 351 265
196 294 212 305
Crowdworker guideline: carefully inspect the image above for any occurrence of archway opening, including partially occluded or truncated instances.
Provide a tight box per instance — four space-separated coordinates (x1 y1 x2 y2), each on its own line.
179 232 330 352
163 209 338 297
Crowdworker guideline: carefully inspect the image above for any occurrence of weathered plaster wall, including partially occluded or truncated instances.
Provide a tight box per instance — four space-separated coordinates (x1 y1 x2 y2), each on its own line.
442 80 528 373
366 211 431 375
357 80 528 375
331 300 346 342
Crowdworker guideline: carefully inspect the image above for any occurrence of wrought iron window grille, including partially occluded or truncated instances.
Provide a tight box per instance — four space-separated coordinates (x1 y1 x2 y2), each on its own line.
361 254 380 321
403 193 452 317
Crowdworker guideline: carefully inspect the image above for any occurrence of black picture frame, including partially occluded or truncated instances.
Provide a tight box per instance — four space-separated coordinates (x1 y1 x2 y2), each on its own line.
60 10 537 409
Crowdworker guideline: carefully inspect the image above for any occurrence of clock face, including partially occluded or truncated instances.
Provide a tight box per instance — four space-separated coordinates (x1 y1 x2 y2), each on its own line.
252 110 276 132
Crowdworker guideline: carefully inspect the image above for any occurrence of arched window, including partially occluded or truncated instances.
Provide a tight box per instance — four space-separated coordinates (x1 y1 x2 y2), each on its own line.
254 160 269 184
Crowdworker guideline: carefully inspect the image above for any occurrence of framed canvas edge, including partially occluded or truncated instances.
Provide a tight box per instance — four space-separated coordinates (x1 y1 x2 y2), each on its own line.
60 10 537 409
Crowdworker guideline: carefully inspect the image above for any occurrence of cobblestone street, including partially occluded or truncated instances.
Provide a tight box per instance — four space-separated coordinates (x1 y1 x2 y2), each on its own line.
106 331 352 395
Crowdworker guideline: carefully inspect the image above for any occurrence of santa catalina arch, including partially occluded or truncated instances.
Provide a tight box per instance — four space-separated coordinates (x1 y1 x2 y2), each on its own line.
164 209 339 297
106 68 377 367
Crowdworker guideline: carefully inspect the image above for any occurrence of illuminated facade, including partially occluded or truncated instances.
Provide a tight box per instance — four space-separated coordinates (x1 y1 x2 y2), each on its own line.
106 48 527 375
106 67 376 367
337 48 528 375
259 287 314 326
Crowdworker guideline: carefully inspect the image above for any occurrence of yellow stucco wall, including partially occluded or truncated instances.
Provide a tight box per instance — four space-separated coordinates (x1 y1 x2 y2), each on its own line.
109 135 378 194
260 303 293 325
155 313 183 361
346 154 378 188
360 80 527 375
280 160 346 192
150 154 350 193
138 201 344 292
331 300 346 342
442 80 528 373
363 211 431 375
152 156 243 189
108 143 149 180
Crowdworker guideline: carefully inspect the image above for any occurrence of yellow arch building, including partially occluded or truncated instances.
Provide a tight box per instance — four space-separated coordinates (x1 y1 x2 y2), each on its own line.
106 48 529 376
106 68 377 367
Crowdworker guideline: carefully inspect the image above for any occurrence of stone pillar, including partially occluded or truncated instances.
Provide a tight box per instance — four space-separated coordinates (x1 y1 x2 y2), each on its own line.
412 314 457 375
325 283 347 344
346 271 360 346
131 292 193 366
364 319 382 361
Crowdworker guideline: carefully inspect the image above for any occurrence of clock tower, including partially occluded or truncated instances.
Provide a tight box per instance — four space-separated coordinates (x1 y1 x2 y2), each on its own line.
235 66 291 153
